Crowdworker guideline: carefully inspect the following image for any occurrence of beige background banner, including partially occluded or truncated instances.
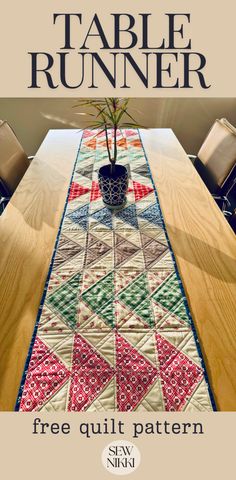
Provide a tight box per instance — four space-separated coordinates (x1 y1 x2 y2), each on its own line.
0 1 235 477
0 0 235 97
0 413 235 479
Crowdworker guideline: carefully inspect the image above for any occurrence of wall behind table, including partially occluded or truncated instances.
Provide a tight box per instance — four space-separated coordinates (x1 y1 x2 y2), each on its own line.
0 98 236 156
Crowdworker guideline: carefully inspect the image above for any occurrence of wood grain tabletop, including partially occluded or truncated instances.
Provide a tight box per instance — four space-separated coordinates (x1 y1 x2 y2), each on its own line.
0 128 235 411
0 129 83 411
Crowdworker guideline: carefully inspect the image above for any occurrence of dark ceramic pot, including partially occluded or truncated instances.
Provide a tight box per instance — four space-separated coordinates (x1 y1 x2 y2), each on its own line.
98 164 129 209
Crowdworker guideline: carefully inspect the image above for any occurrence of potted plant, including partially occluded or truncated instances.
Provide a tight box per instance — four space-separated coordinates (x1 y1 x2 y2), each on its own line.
74 98 140 209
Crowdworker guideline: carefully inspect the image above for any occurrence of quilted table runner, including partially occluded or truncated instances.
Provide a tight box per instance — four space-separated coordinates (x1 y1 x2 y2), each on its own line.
16 129 215 412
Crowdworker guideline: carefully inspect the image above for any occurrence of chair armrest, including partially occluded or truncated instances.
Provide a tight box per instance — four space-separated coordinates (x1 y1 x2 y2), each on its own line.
212 195 233 223
0 196 10 204
224 175 236 198
212 194 230 204
0 196 10 214
222 210 233 218
212 194 231 211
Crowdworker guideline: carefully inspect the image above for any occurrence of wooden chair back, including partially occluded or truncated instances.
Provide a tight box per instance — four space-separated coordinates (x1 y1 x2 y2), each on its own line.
0 120 30 195
197 118 236 193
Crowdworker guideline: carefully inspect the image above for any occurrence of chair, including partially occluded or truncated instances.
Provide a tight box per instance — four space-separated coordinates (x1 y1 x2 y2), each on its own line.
0 120 32 214
189 118 236 219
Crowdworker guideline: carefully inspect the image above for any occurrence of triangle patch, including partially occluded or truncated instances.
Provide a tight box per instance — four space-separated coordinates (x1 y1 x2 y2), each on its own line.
19 337 70 411
68 334 115 411
116 333 158 411
77 163 94 180
68 182 90 201
156 333 203 411
115 204 139 229
67 204 89 230
46 273 81 329
133 181 154 201
115 239 140 267
82 271 115 327
90 181 102 201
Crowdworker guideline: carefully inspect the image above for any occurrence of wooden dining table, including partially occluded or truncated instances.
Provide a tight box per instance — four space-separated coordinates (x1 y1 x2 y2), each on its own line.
0 128 235 411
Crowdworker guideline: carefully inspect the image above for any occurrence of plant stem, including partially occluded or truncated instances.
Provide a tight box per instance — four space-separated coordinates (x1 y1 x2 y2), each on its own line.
105 126 112 164
114 124 117 165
